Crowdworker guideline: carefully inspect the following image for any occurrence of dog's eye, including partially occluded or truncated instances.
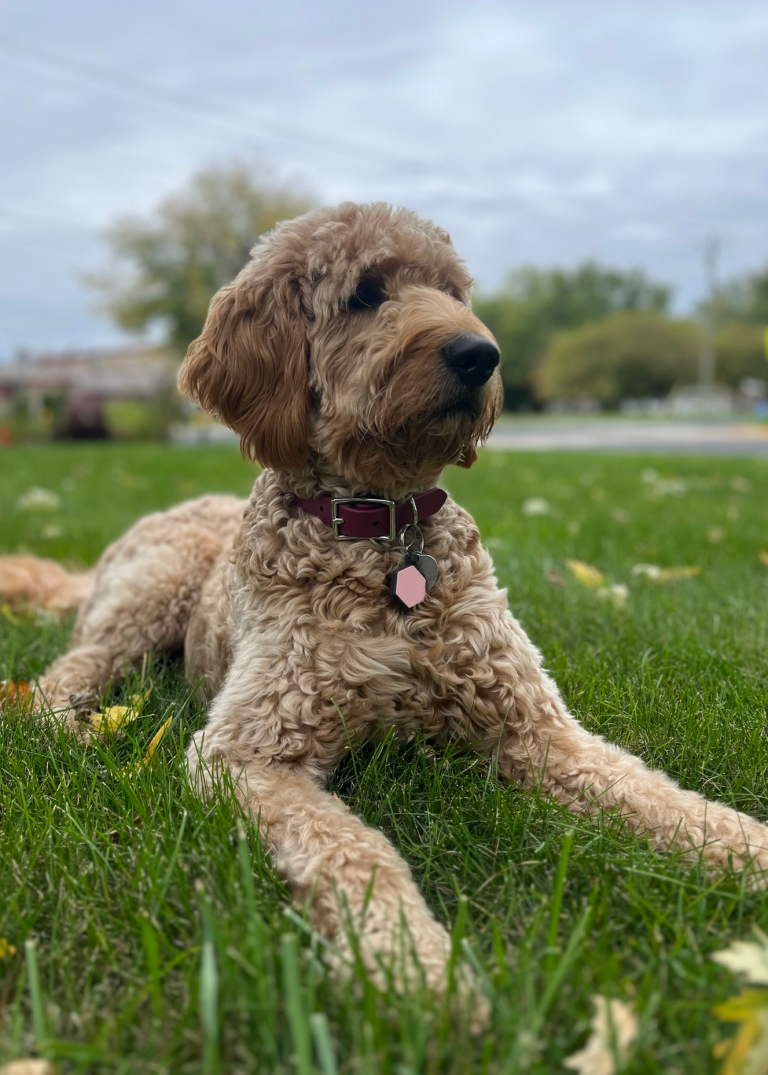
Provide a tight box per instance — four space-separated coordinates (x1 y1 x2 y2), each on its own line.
348 277 386 312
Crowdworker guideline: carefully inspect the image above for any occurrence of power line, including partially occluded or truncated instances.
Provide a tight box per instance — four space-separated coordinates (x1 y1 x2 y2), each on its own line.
0 34 431 177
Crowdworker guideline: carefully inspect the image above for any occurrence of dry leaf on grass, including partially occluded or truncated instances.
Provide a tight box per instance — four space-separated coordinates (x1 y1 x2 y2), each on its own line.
711 929 768 1074
522 497 552 516
0 1062 56 1075
596 584 629 608
759 552 768 567
564 995 638 1075
631 563 701 582
79 683 153 735
1 603 21 625
0 938 17 958
712 991 768 1075
641 471 688 497
124 715 173 774
15 487 61 512
713 930 768 986
565 559 606 588
0 680 31 707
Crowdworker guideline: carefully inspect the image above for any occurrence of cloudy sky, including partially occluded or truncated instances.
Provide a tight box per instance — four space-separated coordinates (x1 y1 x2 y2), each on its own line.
2 0 767 358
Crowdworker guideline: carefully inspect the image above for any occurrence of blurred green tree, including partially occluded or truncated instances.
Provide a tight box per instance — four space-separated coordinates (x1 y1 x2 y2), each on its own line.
534 311 698 407
714 322 768 385
88 164 312 354
710 265 768 325
473 264 672 409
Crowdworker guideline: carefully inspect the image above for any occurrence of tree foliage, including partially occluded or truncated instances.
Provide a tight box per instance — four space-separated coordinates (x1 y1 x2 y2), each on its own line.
714 322 768 385
89 164 313 354
473 263 672 408
535 312 699 407
535 313 767 407
711 265 768 326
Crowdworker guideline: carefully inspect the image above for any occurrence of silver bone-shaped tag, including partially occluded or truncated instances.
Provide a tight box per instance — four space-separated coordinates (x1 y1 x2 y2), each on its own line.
411 552 438 591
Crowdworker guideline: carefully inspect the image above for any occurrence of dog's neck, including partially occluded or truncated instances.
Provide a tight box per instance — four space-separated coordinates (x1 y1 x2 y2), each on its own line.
275 457 444 504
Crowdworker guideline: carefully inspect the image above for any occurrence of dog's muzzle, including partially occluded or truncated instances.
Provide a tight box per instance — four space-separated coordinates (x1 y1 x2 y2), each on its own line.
441 333 500 388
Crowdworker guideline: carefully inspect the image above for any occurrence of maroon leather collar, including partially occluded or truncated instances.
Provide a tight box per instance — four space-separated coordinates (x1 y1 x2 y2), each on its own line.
291 487 447 540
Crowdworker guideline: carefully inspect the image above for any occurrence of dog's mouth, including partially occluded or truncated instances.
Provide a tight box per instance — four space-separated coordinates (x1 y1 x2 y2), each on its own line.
426 388 484 426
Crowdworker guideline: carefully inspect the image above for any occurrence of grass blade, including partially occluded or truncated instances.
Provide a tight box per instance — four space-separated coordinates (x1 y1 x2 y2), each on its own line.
310 1012 338 1075
25 940 48 1051
281 933 313 1075
545 829 573 973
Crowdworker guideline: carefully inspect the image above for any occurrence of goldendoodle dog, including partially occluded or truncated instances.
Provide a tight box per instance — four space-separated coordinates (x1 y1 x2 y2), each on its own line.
3 201 767 1001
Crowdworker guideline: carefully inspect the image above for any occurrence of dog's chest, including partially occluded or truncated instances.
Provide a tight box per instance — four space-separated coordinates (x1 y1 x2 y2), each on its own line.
232 504 503 730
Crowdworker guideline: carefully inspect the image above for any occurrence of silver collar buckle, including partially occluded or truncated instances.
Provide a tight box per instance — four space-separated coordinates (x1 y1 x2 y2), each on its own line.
330 496 398 541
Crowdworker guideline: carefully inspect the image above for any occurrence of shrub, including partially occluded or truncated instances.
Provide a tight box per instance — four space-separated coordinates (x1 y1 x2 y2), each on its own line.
534 312 699 407
715 322 768 386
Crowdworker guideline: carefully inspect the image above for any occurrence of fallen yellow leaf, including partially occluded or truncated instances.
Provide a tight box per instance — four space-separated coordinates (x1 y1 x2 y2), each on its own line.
759 552 768 567
124 715 173 774
81 683 153 735
1 603 21 625
83 704 133 734
0 937 17 958
142 716 173 763
0 680 31 707
631 563 701 582
711 929 768 1074
657 565 701 581
711 989 768 1075
565 559 606 588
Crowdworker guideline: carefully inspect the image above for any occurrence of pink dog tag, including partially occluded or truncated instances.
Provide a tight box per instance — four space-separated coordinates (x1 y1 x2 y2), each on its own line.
391 563 427 609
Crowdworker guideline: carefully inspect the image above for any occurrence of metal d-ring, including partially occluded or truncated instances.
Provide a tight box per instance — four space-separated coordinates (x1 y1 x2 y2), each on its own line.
397 521 424 554
409 496 419 528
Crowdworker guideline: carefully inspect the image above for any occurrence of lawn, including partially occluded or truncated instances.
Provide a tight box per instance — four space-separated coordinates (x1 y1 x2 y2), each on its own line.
1 442 768 1074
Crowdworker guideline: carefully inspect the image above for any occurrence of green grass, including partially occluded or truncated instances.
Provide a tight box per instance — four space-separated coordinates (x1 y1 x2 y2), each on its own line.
1 442 768 1074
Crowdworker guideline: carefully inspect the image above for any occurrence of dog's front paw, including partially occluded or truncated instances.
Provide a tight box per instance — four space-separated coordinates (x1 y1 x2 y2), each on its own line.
699 817 768 888
740 841 768 891
327 911 490 1031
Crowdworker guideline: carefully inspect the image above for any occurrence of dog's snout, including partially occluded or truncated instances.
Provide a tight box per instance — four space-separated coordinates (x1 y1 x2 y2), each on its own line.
441 334 500 388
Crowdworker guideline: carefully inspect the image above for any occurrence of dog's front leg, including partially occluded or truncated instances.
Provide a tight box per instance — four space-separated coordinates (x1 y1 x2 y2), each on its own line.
468 614 768 877
187 725 454 999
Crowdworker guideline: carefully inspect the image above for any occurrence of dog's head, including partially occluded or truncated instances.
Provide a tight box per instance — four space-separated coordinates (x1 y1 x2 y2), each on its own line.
178 202 502 495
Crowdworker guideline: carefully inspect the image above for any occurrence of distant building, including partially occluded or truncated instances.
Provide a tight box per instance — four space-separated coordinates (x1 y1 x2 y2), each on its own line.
0 346 179 438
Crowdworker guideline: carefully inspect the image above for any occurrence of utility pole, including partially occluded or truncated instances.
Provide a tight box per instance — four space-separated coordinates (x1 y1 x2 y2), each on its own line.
698 236 720 390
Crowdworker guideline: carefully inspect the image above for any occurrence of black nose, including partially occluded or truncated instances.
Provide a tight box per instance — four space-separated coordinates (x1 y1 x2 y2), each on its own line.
441 334 500 388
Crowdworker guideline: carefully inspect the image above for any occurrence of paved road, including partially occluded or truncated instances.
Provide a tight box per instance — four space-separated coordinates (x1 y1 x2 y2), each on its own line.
173 417 768 456
486 419 768 455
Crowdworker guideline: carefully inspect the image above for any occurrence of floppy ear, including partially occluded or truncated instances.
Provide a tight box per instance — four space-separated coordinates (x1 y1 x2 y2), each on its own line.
178 267 310 471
